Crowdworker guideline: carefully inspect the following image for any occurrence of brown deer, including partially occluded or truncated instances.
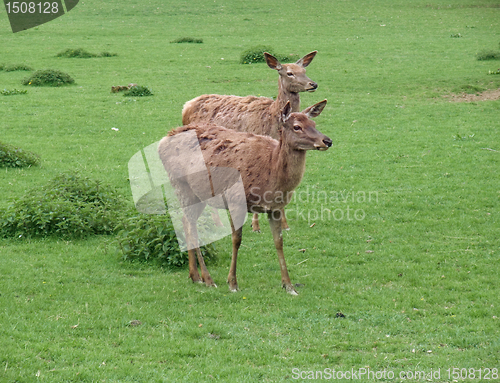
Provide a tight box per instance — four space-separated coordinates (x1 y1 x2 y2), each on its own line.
111 83 138 93
159 100 331 295
182 51 318 232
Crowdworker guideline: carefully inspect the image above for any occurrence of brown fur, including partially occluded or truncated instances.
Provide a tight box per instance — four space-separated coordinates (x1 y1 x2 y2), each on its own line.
159 100 331 295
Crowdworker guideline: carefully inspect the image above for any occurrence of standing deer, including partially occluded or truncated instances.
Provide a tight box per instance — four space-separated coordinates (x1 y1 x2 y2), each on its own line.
159 100 331 295
182 51 318 232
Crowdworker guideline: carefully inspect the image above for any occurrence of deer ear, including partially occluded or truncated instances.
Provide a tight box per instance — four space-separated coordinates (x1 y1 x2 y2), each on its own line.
265 52 282 71
281 101 292 123
296 51 317 68
302 99 327 118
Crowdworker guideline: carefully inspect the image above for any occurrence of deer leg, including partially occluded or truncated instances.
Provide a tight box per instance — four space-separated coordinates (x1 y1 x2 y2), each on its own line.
182 215 202 283
195 247 217 288
186 220 217 288
227 222 242 292
210 207 224 227
182 203 216 287
280 208 290 231
251 213 261 232
268 211 298 295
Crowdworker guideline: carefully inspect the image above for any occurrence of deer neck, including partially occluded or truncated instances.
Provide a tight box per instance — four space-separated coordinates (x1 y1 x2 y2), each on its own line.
271 133 307 193
273 78 301 113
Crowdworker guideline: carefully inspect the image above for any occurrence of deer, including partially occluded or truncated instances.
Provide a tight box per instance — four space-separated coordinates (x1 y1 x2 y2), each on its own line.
158 99 331 295
181 51 319 232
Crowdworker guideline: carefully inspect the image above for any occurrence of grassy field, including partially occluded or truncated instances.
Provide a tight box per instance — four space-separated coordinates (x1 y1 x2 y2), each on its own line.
1 0 499 381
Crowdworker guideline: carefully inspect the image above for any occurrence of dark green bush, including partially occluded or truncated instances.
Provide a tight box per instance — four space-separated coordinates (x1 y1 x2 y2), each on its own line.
240 45 292 64
99 51 118 57
56 48 118 58
123 85 153 97
476 50 500 61
22 69 75 87
0 173 124 239
57 48 95 58
170 37 203 44
115 213 217 268
0 141 39 167
4 64 33 71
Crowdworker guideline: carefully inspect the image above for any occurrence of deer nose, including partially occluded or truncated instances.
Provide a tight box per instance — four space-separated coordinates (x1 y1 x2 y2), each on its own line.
309 82 318 90
323 137 332 147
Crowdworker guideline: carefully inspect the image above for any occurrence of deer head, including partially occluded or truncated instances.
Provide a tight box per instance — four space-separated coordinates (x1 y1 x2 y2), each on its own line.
279 100 332 151
265 51 318 93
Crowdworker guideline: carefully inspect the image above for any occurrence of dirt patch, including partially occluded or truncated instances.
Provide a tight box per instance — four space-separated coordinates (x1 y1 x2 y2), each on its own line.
443 88 500 102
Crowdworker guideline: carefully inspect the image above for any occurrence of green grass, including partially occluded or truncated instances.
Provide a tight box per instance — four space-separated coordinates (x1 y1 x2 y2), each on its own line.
1 0 499 381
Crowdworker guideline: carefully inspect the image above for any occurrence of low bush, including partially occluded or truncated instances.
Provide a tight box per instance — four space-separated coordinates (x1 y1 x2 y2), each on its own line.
240 45 292 64
56 48 118 58
0 173 124 239
170 37 203 44
115 213 217 268
99 51 118 57
3 64 33 71
476 50 500 61
22 69 75 87
1 88 28 96
123 85 153 97
0 141 39 167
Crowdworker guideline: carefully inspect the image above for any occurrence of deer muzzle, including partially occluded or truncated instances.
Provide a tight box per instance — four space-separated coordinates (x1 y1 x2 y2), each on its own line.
307 82 318 92
315 136 332 151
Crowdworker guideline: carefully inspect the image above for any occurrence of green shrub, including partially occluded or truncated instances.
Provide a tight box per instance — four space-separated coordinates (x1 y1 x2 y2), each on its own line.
22 69 75 87
99 51 118 57
57 48 96 58
1 88 28 96
487 68 500 75
476 50 500 61
123 85 153 97
4 64 33 71
56 48 117 58
170 37 203 44
240 45 292 64
0 173 124 239
115 214 217 268
0 141 39 168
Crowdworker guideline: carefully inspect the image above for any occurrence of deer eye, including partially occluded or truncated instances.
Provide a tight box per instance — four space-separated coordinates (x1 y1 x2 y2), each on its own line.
293 125 302 131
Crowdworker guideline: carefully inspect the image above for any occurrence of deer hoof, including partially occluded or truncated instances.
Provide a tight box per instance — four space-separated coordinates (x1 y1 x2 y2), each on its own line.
202 277 217 288
284 284 299 295
189 274 203 284
227 278 239 292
